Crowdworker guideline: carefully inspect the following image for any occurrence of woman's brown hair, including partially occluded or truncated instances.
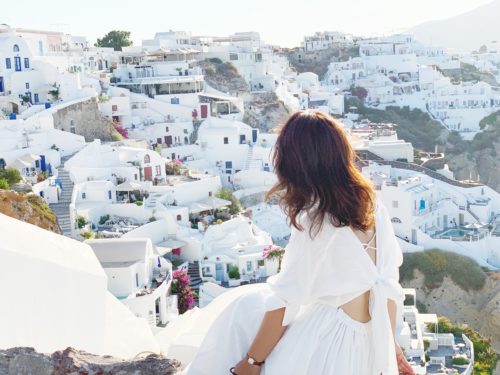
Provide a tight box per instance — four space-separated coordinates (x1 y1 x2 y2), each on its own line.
266 111 375 237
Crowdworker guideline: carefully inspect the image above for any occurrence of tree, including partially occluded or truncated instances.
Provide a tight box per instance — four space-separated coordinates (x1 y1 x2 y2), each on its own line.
215 187 241 215
95 30 132 51
0 178 9 190
0 168 21 186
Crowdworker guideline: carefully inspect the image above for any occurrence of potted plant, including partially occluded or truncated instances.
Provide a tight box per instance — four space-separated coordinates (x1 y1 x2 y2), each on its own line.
228 265 241 287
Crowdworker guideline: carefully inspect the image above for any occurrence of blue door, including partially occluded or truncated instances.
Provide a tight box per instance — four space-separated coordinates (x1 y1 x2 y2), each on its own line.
14 57 21 71
34 93 39 103
0 77 3 92
252 129 258 142
40 155 46 172
239 134 246 144
215 263 224 282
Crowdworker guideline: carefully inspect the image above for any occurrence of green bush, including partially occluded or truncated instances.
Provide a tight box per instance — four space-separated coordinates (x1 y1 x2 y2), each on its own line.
99 214 110 225
208 57 223 64
228 265 240 280
80 231 94 240
148 216 156 222
135 200 143 206
0 178 9 190
0 168 21 186
215 187 241 215
77 215 87 229
400 249 486 291
452 357 469 365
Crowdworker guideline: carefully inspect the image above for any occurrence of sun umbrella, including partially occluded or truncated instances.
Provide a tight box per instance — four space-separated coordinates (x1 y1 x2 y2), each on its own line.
115 181 142 201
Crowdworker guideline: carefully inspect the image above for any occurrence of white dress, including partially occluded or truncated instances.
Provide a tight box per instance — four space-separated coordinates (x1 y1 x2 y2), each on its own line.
177 201 404 375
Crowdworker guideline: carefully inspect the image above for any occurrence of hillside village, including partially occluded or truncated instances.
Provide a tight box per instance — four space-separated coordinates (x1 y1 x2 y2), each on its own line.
3 23 500 374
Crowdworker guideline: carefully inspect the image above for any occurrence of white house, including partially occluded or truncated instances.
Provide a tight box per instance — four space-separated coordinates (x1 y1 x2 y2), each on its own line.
86 238 176 330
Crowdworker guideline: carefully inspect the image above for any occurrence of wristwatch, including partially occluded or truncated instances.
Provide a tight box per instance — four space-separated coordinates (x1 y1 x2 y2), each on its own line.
246 353 265 366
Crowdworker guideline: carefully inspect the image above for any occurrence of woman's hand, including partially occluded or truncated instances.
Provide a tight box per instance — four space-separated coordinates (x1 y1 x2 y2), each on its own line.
396 344 415 375
230 358 261 375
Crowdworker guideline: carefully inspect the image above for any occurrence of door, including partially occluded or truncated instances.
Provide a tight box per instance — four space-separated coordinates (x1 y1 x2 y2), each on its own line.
443 215 448 229
200 104 208 119
252 129 258 143
459 213 464 226
215 263 224 282
411 229 417 245
40 155 46 172
157 137 162 145
239 134 246 144
165 135 172 146
144 166 153 181
14 57 21 72
0 77 3 93
34 93 39 103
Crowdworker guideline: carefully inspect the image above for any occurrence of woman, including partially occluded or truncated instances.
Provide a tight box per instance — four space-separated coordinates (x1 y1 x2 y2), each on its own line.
181 111 415 375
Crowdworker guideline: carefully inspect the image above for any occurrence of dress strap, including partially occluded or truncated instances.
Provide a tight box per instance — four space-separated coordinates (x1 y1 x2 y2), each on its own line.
361 231 376 251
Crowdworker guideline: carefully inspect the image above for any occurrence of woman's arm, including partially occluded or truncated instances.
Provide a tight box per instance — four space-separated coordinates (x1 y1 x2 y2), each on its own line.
388 299 415 375
232 307 287 375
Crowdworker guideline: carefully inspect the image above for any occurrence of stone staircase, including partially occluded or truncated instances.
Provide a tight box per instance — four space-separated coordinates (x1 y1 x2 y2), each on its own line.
244 145 254 170
187 261 202 305
144 192 163 210
49 156 74 236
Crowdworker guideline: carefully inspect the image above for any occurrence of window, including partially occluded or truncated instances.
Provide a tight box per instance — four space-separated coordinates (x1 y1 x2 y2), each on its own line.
14 57 21 71
392 201 398 208
24 58 29 69
144 154 150 163
225 161 232 169
208 191 212 197
112 104 118 111
108 190 112 200
13 44 19 53
246 261 252 272
25 82 29 90
135 273 139 287
134 174 138 180
176 214 182 221
183 128 188 134
70 120 75 134
5 58 11 69
229 53 238 61
155 165 161 176
82 192 86 199
257 259 265 267
166 126 169 132
223 137 228 144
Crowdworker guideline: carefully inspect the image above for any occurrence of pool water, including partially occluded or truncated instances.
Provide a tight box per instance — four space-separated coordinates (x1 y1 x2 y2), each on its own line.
440 229 472 237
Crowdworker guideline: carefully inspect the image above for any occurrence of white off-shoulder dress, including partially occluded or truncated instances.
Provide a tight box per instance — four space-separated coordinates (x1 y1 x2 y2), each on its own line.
177 201 404 375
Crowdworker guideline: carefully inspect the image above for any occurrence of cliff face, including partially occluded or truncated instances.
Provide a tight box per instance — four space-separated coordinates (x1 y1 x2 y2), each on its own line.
0 191 61 234
403 270 500 352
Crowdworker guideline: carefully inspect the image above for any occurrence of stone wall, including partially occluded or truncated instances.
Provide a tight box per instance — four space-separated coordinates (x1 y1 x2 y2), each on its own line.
52 98 115 142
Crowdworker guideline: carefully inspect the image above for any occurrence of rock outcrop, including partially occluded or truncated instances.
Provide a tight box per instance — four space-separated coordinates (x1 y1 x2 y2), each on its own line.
0 190 61 234
0 347 181 375
242 92 291 132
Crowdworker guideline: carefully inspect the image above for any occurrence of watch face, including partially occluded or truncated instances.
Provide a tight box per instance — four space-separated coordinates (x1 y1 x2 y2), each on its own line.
248 357 255 365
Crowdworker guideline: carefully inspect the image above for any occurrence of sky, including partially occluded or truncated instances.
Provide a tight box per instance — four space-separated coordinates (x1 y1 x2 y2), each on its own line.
2 0 494 47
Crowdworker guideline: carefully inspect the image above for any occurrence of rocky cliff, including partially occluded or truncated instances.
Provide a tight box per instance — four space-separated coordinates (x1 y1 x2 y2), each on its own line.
197 59 291 132
0 190 61 234
0 347 180 375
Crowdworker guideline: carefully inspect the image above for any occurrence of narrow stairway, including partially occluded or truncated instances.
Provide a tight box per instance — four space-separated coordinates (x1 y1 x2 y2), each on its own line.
187 260 202 305
49 155 75 236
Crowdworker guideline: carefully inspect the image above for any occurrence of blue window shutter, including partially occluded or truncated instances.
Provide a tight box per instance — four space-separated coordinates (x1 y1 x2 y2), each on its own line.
5 58 11 69
24 58 29 69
